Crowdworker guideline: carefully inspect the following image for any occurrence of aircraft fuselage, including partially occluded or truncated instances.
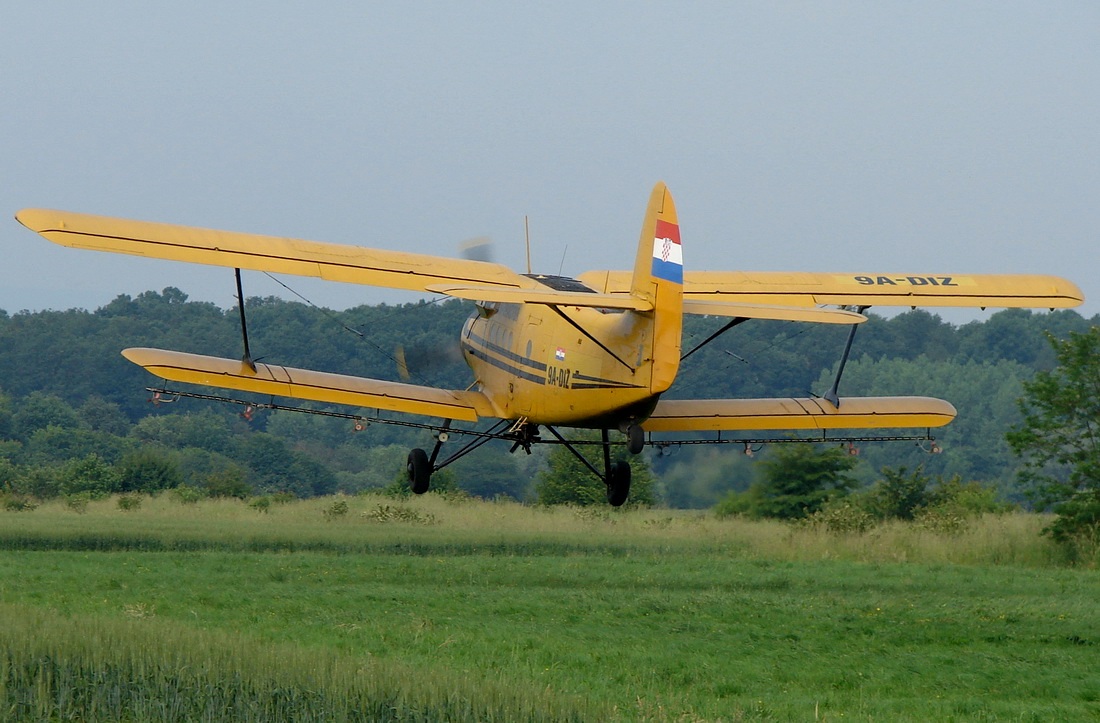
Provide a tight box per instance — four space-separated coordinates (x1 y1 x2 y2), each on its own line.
459 277 660 427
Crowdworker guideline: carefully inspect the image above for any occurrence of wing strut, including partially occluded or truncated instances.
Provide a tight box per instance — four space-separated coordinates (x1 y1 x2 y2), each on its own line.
681 317 750 361
234 268 257 372
548 305 635 373
823 306 868 407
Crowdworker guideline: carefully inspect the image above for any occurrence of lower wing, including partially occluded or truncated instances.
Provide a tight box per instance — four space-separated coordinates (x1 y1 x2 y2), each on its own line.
642 396 956 432
122 348 497 422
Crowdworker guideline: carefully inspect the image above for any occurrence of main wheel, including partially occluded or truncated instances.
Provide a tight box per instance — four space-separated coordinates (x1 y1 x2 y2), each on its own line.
627 424 645 455
606 461 632 507
407 448 431 495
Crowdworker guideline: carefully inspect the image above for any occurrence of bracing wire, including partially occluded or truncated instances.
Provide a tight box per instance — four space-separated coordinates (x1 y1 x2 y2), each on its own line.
259 271 451 390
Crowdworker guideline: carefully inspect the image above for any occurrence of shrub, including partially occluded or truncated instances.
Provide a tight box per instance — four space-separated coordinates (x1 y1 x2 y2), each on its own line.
117 494 143 512
927 475 1015 516
271 492 296 505
866 466 933 520
803 499 876 534
117 449 183 494
714 445 858 520
65 493 91 514
249 496 272 513
323 498 349 520
170 485 205 504
362 504 437 525
914 505 968 535
200 468 252 499
2 494 37 512
60 454 120 498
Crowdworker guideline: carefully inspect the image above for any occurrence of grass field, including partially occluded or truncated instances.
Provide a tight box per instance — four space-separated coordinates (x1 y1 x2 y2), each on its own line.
1 494 1098 721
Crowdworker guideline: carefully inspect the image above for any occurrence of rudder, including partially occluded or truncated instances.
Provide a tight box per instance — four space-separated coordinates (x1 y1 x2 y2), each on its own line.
630 182 683 394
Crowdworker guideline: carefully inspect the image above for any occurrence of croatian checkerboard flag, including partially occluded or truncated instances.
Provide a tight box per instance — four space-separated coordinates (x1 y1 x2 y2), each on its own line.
650 219 683 284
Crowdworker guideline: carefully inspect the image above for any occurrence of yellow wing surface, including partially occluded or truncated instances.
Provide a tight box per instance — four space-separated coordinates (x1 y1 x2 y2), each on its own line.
122 348 497 423
643 396 957 432
15 209 530 293
581 270 1084 309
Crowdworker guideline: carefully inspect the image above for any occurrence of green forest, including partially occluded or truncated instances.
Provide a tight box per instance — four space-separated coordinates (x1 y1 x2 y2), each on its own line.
0 287 1096 509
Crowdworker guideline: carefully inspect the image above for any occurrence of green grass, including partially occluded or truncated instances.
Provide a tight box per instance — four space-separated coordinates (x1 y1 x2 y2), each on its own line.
1 495 1098 720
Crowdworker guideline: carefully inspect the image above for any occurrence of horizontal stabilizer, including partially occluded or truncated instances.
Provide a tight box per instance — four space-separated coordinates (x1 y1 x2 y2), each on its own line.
425 283 653 310
122 348 496 422
16 209 529 294
642 395 956 432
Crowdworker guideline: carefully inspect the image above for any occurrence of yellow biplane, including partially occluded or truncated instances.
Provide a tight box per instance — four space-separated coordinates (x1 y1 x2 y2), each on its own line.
16 183 1083 505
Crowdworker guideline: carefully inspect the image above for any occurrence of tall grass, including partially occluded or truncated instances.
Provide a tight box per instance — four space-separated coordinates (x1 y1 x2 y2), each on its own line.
1 496 1098 720
0 603 597 722
0 493 1077 567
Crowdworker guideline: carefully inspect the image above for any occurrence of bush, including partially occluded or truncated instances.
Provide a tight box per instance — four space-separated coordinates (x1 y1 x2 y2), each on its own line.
200 468 252 499
926 475 1015 516
65 493 91 513
1043 489 1100 546
117 494 143 512
170 485 205 504
271 492 296 505
803 500 876 534
2 494 37 512
249 496 272 513
117 449 183 494
715 445 859 520
60 454 120 498
866 466 933 520
914 506 968 535
2 463 61 500
362 503 438 525
322 498 349 520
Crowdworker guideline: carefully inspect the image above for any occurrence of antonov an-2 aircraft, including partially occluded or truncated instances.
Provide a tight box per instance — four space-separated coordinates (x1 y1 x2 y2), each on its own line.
16 183 1083 505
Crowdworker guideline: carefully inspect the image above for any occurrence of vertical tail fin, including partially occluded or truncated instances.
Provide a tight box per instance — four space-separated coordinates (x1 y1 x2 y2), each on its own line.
631 182 683 394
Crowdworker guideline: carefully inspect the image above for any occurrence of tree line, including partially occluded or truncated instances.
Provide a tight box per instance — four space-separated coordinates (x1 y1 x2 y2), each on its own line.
0 288 1096 511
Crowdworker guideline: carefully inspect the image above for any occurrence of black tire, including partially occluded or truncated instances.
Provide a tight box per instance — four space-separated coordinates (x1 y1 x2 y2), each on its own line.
606 461 631 507
407 448 431 495
627 424 645 455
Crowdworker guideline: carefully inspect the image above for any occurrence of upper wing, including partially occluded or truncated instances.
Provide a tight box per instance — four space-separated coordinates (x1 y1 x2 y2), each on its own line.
16 209 530 293
122 348 499 422
425 283 653 311
581 270 1084 309
643 395 956 432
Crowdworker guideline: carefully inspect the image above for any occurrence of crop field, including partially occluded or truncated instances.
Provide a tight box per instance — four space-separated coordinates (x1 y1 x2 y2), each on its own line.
0 494 1098 721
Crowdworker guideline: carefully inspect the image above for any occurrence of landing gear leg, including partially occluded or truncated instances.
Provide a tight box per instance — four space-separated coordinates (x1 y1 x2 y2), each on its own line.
626 423 645 455
407 421 450 495
606 461 631 507
601 429 632 507
407 448 431 494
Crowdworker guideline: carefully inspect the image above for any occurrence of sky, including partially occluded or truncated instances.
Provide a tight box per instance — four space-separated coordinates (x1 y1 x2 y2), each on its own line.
2 2 1097 323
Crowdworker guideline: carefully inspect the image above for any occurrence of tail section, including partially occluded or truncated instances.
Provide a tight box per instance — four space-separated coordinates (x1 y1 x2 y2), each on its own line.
631 182 683 394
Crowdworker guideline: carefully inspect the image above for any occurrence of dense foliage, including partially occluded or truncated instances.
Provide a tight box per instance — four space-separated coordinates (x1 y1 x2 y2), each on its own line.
0 288 1096 508
713 444 859 519
1008 327 1100 545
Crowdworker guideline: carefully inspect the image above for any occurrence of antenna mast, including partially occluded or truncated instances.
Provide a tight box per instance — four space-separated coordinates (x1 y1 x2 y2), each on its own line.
524 216 532 274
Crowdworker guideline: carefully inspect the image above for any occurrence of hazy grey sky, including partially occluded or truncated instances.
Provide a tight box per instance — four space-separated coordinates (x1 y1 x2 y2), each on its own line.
3 3 1097 320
